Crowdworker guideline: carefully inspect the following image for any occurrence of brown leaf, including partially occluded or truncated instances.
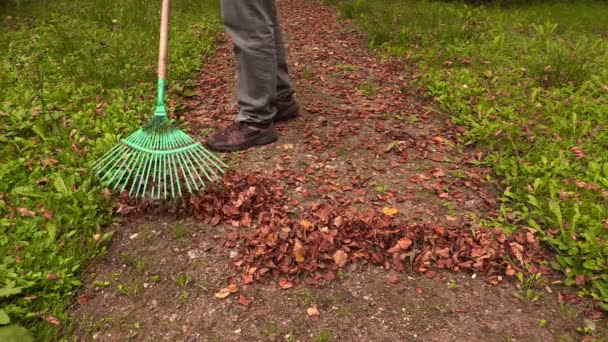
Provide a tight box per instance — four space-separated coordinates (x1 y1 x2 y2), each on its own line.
279 279 293 290
18 208 36 217
386 275 400 285
239 295 253 307
293 238 307 263
397 238 412 251
210 215 221 226
43 211 54 220
333 216 344 228
24 295 38 301
47 273 59 281
445 215 458 222
77 294 90 305
222 205 240 217
242 274 254 285
575 274 585 286
415 287 424 294
333 249 348 268
44 315 60 325
307 305 320 316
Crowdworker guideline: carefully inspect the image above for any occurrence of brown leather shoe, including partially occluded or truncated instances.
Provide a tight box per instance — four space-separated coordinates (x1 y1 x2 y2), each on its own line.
207 122 278 152
274 95 300 122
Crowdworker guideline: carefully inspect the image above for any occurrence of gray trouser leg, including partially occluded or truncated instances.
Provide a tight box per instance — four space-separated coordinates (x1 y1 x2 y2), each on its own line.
221 0 293 124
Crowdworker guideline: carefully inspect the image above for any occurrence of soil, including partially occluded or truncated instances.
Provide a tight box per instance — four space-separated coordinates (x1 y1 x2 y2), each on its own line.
70 0 603 341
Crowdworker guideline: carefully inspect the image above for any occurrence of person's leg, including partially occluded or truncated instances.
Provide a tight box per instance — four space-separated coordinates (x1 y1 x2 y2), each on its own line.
223 0 278 124
272 6 300 121
207 0 279 152
273 12 293 101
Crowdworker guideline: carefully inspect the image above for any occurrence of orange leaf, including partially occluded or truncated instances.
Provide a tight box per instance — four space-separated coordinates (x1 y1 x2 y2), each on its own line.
293 238 307 263
214 288 232 299
382 207 399 216
307 305 320 316
279 279 293 290
300 220 313 230
397 238 412 250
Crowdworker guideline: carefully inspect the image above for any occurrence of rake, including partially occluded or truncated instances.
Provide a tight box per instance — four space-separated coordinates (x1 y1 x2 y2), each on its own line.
92 0 225 200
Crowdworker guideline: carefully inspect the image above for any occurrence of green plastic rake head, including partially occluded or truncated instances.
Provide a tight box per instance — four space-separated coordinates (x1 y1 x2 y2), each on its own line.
92 0 225 200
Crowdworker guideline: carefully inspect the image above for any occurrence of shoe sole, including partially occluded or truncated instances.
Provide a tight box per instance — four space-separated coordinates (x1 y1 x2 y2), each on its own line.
274 101 300 122
208 132 279 153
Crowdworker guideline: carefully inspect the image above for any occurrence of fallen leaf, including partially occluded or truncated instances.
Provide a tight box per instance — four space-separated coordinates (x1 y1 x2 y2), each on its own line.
214 288 232 299
333 249 348 268
382 207 399 216
386 275 400 285
44 315 60 325
279 279 293 290
227 283 239 293
77 294 90 305
397 238 412 250
415 287 423 294
307 305 320 316
575 274 585 286
293 238 307 263
43 211 54 220
242 274 254 285
47 273 59 281
239 295 252 307
445 215 458 222
300 220 313 230
18 208 36 217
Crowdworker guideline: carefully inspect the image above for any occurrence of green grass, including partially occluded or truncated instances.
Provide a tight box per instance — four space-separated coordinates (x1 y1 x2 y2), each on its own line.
0 0 221 339
327 0 608 308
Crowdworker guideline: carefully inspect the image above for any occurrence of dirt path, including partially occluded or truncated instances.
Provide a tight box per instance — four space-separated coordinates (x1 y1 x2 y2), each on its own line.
71 0 596 341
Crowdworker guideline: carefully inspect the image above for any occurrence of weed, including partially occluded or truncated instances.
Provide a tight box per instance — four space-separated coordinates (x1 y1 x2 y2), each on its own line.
337 148 349 157
0 0 221 337
374 183 388 194
296 287 318 306
316 329 332 342
172 224 190 239
176 273 192 288
116 280 142 298
539 319 548 328
356 82 380 97
328 0 608 310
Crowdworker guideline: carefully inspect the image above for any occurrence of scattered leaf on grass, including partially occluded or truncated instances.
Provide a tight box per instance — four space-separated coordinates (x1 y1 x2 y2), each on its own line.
575 274 585 286
44 315 60 325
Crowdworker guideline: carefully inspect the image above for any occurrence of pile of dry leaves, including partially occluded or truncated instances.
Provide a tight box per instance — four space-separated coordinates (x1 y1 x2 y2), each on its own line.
189 171 548 288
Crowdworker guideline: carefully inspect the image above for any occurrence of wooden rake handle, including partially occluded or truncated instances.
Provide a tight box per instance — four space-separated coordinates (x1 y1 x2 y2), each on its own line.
158 0 170 81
